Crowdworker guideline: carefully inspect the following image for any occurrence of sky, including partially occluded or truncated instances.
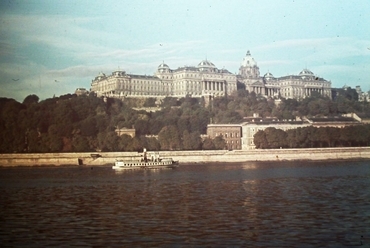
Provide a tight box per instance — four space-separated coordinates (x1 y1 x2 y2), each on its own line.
0 0 369 102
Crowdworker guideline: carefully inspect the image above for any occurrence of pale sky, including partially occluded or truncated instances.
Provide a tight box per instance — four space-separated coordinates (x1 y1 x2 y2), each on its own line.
1 0 369 102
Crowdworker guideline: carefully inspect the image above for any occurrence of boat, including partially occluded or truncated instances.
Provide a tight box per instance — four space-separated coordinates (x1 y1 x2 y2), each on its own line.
112 148 179 170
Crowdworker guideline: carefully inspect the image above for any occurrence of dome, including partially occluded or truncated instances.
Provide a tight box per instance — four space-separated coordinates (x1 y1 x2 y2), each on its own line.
299 69 314 76
157 62 170 73
98 72 106 77
241 50 257 67
198 59 216 68
158 62 170 70
264 71 274 80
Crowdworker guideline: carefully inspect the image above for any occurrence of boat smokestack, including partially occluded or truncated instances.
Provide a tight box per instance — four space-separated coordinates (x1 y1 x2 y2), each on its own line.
143 148 147 162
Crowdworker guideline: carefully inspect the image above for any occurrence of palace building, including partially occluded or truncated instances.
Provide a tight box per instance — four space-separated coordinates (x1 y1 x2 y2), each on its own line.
90 51 332 100
91 60 237 99
237 51 332 99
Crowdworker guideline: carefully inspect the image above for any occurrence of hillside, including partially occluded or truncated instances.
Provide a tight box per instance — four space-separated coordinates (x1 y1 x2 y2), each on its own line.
0 90 369 153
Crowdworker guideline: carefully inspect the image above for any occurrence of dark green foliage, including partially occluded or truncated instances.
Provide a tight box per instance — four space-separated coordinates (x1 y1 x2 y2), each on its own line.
158 125 181 150
255 124 370 149
254 130 268 149
22 94 39 105
0 89 369 153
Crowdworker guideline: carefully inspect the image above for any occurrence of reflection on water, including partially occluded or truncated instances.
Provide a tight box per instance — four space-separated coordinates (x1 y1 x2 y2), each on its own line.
0 160 370 247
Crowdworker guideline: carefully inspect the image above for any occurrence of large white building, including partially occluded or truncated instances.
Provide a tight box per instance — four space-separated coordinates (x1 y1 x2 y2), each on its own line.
238 50 332 99
91 60 237 99
91 51 332 100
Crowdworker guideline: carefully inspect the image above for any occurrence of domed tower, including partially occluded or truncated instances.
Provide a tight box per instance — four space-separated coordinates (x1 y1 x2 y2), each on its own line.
95 72 106 81
198 59 216 72
263 71 275 81
157 62 170 74
299 68 314 80
155 62 173 81
239 50 260 79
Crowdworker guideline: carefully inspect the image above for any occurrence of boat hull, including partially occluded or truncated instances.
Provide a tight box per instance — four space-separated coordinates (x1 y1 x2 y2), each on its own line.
112 160 179 170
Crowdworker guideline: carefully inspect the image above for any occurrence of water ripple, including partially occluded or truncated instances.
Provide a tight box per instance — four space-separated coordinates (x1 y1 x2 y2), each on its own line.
0 161 369 247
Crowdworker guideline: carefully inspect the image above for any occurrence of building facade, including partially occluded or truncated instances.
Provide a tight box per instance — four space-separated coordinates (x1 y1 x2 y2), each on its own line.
207 115 361 150
91 60 237 99
238 51 332 99
91 51 332 100
115 128 136 137
207 124 242 150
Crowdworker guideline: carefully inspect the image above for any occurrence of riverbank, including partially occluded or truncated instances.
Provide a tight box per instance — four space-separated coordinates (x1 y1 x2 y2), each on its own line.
0 147 370 167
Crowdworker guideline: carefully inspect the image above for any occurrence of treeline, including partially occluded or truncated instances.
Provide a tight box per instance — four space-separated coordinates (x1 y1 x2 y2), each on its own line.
254 125 370 149
0 94 225 153
0 88 369 153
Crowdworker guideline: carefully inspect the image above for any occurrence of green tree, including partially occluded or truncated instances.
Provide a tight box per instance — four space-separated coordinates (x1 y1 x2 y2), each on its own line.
118 134 133 151
182 130 202 150
22 94 39 106
158 125 181 150
73 135 91 152
98 131 120 151
213 136 226 150
254 130 268 149
202 137 215 150
265 127 287 148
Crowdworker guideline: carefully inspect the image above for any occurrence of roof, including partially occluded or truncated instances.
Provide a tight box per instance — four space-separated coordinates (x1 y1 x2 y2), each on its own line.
308 117 358 123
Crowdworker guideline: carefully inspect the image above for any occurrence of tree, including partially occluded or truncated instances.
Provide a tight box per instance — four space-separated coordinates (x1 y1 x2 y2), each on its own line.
158 125 181 150
79 116 98 137
98 131 120 151
254 130 268 149
134 119 149 136
48 124 63 152
286 129 298 148
26 129 40 152
72 135 91 152
202 137 215 150
144 136 161 151
22 94 39 105
265 127 287 148
182 130 202 150
213 136 226 150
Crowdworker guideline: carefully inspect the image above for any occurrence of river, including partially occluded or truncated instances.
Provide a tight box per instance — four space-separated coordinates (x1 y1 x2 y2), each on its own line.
1 160 369 247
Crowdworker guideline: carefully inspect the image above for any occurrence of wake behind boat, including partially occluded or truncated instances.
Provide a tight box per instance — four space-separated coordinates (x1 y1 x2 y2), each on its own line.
112 148 179 170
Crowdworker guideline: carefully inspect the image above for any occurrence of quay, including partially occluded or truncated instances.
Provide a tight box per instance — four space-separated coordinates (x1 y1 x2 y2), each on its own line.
0 147 370 167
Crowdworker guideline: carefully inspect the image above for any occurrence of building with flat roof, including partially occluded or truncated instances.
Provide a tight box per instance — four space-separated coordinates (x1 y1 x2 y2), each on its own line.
207 115 362 150
207 124 242 150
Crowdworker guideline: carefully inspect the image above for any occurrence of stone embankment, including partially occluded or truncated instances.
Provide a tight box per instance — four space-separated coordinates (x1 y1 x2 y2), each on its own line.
0 147 370 167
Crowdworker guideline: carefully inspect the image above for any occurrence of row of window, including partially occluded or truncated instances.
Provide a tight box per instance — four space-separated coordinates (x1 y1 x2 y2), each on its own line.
226 140 239 144
159 73 234 80
215 132 240 138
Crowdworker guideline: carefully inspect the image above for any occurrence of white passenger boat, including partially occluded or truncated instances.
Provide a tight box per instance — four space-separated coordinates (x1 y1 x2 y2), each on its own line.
112 149 179 170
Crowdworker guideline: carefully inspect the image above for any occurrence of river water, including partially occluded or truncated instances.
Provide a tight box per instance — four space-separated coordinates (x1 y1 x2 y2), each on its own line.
0 160 369 247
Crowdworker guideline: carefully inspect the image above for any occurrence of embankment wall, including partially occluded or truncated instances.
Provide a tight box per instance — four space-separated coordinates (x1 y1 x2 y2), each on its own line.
0 147 370 167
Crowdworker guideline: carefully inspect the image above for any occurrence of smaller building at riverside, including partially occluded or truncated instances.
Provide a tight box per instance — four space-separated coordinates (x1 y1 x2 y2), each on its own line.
207 114 364 150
